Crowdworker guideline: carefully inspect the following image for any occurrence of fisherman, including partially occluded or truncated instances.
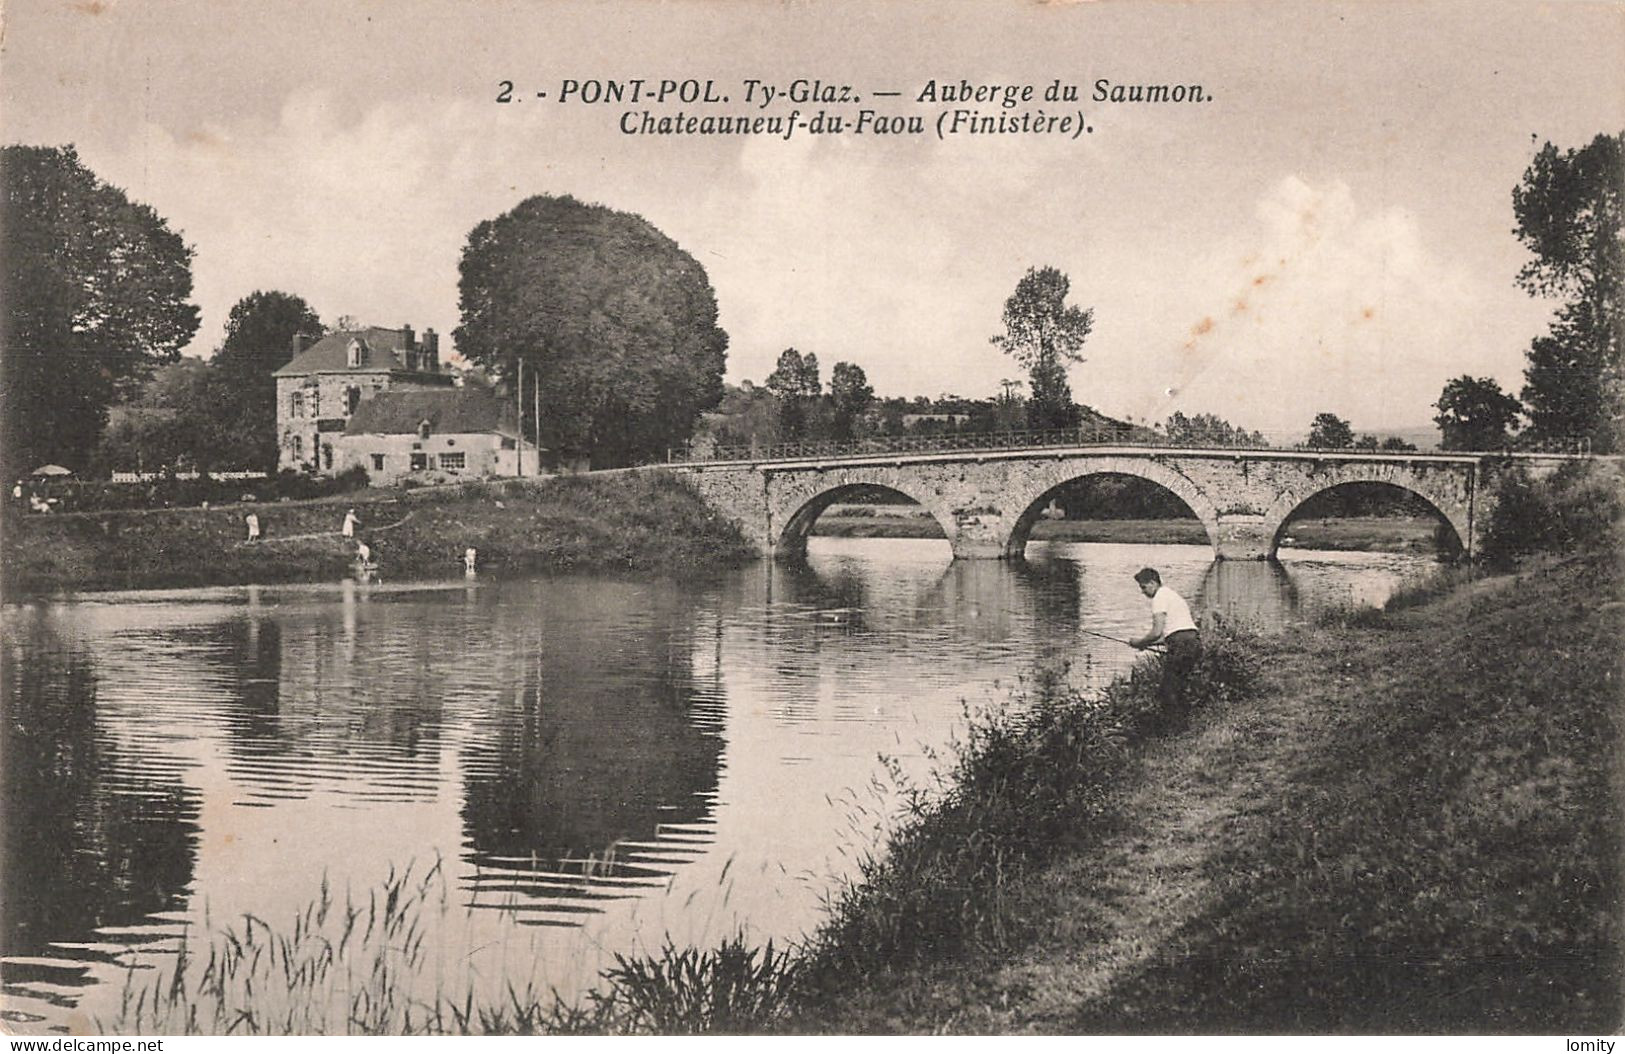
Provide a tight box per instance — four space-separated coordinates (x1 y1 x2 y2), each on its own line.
342 508 359 538
244 511 261 542
463 546 478 574
355 539 371 565
1129 567 1201 707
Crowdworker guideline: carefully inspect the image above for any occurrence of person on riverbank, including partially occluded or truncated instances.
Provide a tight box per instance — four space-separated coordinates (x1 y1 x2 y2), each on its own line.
244 512 261 542
1130 567 1201 706
342 508 359 538
463 546 478 574
355 539 371 565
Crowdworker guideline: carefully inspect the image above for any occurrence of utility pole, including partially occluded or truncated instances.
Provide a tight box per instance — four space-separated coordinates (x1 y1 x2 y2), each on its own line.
533 367 541 476
516 358 525 478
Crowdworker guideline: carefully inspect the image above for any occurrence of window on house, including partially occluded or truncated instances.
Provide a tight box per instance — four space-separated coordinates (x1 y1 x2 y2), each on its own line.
347 340 362 368
439 452 465 471
322 443 333 471
418 419 431 440
291 392 304 418
410 452 427 471
311 390 321 417
347 387 361 415
291 435 302 460
371 454 385 471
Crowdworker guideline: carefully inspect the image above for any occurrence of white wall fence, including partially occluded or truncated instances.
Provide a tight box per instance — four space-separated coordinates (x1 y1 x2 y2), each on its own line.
109 471 270 483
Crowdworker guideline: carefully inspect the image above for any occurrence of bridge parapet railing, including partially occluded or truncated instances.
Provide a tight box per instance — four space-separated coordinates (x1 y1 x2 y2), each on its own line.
666 429 1599 465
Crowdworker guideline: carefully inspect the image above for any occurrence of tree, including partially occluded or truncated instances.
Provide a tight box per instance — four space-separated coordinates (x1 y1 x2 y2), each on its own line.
766 348 822 441
1434 375 1523 451
1380 436 1418 452
454 195 727 467
212 291 323 470
1512 132 1623 451
96 358 228 473
827 361 874 440
1 145 199 477
990 266 1093 430
1163 411 1265 447
1353 434 1381 450
1306 412 1354 448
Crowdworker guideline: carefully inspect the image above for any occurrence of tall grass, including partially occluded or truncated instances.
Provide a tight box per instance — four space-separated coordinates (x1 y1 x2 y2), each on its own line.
797 624 1261 989
111 855 802 1036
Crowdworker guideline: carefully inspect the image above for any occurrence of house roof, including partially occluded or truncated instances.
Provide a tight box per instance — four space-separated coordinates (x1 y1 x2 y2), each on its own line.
274 327 438 377
343 388 522 439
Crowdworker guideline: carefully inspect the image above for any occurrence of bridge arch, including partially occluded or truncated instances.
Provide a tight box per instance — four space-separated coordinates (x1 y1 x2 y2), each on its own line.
1002 458 1221 558
1261 470 1471 560
769 474 954 559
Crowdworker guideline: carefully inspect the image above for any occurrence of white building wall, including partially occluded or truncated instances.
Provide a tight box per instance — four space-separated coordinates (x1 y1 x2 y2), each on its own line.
334 432 540 485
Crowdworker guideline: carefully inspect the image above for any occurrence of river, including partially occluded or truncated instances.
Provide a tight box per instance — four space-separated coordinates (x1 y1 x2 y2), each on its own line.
1 537 1437 1032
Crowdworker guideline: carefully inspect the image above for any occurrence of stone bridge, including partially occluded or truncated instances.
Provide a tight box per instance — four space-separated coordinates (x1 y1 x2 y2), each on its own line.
671 446 1577 561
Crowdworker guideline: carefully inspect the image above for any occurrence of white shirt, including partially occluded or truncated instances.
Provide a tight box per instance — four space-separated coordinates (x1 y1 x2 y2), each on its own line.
1150 585 1198 637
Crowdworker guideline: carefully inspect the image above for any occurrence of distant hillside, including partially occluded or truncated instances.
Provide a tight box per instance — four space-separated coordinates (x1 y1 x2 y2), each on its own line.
1370 427 1441 451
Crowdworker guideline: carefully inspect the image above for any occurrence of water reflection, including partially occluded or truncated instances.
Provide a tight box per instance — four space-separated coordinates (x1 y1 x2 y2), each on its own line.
1 617 200 1021
458 580 725 927
1 539 1438 1033
1194 560 1299 630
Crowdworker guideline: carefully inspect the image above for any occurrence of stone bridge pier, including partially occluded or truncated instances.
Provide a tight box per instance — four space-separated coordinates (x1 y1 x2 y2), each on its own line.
670 447 1556 563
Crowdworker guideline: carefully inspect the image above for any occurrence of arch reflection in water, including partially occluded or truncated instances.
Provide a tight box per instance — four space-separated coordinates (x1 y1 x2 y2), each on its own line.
457 578 726 929
1194 560 1299 630
1 615 201 1021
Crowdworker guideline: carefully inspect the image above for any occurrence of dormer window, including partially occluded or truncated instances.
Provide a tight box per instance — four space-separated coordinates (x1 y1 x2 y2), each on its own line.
347 339 365 368
418 419 432 440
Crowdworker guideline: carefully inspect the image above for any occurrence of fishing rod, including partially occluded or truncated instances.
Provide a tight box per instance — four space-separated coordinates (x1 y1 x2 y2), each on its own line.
1080 627 1164 650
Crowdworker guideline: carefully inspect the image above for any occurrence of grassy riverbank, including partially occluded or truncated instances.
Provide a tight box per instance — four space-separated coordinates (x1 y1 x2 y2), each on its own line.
811 506 1443 552
795 548 1622 1032
0 472 754 597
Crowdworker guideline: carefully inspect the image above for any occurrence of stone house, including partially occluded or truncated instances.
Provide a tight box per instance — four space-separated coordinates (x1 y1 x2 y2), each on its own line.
273 325 453 474
337 388 539 485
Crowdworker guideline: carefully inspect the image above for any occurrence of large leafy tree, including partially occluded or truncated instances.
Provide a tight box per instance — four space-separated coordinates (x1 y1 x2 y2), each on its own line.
212 291 323 470
1512 132 1623 452
1306 412 1354 449
1 146 199 477
1434 375 1523 451
990 266 1093 430
454 195 727 467
766 348 822 441
827 361 875 440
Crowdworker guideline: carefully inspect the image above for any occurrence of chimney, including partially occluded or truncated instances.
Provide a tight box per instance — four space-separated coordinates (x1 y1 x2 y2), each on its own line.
423 328 440 372
401 324 418 371
291 332 314 358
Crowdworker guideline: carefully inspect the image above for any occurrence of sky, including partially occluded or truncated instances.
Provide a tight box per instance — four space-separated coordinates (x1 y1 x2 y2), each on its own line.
3 0 1622 438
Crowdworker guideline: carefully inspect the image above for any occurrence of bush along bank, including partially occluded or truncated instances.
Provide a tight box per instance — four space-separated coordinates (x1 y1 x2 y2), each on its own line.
797 548 1622 1033
795 625 1261 987
1 471 755 597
